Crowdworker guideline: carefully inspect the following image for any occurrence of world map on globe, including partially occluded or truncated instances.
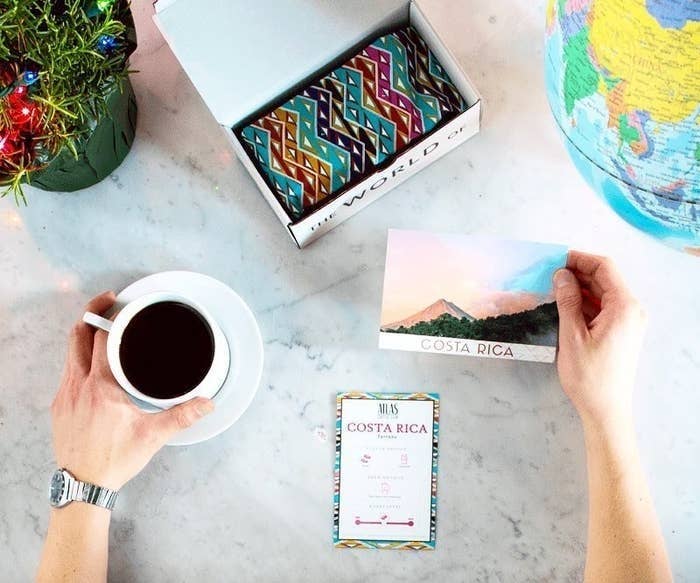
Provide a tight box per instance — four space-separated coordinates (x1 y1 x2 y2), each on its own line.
544 0 699 254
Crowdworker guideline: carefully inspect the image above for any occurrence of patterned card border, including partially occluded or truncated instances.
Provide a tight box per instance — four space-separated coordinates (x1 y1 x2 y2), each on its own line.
333 391 440 550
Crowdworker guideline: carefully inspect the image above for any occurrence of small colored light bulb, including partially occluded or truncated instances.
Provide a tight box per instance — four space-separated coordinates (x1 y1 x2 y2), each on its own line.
22 70 39 85
96 34 118 54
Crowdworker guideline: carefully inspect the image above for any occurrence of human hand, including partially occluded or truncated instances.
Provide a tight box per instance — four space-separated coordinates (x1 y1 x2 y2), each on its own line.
51 292 215 490
553 251 647 432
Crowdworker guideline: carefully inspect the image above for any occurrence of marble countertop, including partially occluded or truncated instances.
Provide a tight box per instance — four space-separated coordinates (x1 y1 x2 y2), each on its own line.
1 1 697 581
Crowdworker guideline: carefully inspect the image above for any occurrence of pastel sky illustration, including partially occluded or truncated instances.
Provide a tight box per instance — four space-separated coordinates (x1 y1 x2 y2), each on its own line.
381 230 568 324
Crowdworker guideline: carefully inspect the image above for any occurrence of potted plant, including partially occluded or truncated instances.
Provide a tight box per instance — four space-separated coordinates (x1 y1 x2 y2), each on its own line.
0 0 137 202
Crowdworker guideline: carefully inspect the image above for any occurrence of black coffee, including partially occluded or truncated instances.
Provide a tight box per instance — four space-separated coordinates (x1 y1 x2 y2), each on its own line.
120 301 215 399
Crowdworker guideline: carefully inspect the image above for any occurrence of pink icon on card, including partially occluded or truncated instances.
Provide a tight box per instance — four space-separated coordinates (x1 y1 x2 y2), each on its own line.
400 453 408 465
360 453 371 465
380 482 390 495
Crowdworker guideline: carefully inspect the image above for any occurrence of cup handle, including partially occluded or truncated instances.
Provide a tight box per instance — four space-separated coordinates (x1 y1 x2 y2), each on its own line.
83 311 113 333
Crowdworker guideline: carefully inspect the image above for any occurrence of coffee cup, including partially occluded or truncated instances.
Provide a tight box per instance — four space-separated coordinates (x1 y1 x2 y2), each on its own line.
83 291 229 409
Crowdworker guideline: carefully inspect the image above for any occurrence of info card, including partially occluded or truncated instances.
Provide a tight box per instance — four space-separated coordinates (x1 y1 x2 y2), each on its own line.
379 229 568 363
334 392 439 550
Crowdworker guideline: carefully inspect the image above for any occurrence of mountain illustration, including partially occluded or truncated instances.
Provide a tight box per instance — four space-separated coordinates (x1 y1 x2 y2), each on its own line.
383 301 559 347
383 299 475 331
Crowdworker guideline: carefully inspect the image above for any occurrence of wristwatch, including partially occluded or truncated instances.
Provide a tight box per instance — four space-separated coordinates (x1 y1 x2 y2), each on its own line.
49 468 118 511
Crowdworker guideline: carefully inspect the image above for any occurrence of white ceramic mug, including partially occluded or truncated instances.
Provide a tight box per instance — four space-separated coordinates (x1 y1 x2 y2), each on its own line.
83 291 230 409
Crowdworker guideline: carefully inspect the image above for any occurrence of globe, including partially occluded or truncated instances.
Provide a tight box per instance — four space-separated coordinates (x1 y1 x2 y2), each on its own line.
544 0 700 254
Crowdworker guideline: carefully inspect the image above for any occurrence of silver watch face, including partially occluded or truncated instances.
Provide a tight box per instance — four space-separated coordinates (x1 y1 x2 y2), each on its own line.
49 470 66 507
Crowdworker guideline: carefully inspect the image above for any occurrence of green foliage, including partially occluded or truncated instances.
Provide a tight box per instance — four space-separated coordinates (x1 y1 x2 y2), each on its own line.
0 0 135 200
388 302 559 346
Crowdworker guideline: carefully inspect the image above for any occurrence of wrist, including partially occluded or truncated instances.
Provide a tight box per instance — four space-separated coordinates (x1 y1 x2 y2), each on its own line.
573 391 635 442
50 501 112 525
50 468 120 512
581 411 638 455
55 461 124 491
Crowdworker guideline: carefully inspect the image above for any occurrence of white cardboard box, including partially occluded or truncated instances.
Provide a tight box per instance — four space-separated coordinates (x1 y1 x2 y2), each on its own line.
154 0 482 247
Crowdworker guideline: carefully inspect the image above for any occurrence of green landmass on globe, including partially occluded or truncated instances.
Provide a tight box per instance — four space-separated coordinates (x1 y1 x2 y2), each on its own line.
545 0 700 254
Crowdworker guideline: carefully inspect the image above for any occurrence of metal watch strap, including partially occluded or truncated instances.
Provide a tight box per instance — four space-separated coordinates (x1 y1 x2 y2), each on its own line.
71 479 118 510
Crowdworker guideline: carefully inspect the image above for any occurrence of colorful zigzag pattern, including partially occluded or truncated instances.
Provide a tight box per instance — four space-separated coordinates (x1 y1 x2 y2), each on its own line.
239 26 467 220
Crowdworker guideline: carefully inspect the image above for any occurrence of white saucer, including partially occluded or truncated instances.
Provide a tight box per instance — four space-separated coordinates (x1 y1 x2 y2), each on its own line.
114 271 263 446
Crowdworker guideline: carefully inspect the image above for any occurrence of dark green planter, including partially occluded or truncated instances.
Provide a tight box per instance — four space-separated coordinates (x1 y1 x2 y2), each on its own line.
29 76 137 193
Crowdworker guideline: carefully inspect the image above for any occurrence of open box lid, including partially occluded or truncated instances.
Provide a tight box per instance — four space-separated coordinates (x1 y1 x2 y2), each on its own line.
154 0 411 127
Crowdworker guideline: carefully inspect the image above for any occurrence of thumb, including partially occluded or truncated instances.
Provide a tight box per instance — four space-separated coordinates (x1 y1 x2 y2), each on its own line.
553 269 587 342
150 397 215 445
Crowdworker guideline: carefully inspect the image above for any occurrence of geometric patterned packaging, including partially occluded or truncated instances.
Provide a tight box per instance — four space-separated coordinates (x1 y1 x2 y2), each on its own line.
238 25 467 220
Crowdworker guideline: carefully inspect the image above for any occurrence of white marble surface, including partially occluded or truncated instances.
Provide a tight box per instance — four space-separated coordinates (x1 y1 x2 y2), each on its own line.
1 1 698 581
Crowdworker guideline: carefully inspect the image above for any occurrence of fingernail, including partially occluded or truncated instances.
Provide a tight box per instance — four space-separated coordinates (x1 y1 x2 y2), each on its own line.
195 398 215 416
553 269 574 288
